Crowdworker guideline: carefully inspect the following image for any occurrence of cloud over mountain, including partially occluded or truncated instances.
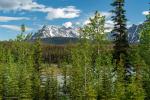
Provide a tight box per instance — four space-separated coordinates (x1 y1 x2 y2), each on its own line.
63 22 73 28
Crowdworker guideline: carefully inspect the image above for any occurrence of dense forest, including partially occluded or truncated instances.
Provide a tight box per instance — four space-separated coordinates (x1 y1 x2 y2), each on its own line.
0 0 150 100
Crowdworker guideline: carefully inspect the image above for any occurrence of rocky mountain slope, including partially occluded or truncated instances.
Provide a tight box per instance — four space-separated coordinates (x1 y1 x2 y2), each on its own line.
31 25 79 39
31 24 142 44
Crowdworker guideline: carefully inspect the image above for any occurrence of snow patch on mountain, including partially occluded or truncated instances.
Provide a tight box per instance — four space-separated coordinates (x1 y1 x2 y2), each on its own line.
32 25 80 39
128 24 142 43
32 24 142 43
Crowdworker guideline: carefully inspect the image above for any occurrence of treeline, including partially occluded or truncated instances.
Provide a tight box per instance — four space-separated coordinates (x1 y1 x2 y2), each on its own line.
42 44 73 64
0 41 73 64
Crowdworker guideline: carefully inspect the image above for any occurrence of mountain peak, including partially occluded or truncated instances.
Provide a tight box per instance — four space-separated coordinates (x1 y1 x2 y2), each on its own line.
32 25 79 39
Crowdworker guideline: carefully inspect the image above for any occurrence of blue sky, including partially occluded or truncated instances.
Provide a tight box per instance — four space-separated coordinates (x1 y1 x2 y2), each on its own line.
0 0 149 40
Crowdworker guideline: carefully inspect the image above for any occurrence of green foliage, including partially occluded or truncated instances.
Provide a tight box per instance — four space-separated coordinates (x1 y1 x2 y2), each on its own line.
95 51 113 100
111 0 130 80
139 10 150 100
139 14 150 65
0 8 148 100
80 11 105 41
33 39 42 72
69 11 113 100
44 70 58 100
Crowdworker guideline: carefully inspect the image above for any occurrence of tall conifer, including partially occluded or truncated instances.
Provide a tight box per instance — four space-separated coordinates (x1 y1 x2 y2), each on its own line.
111 0 131 82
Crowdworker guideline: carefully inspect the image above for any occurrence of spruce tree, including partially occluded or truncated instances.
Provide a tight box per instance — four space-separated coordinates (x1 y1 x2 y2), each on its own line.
17 43 32 99
33 39 42 72
110 5 137 98
111 0 132 81
31 39 42 100
95 51 113 100
3 49 19 99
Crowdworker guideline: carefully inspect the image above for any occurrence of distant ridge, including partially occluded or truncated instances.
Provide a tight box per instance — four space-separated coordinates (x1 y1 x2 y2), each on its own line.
30 24 142 45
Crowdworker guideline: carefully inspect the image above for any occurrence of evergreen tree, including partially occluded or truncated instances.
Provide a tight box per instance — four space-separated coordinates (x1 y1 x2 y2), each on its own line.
95 51 113 100
16 42 32 99
3 49 19 99
111 0 132 81
33 39 42 72
31 39 42 100
110 0 145 99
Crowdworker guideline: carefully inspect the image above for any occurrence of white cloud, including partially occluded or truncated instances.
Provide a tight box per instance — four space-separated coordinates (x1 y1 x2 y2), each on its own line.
0 25 32 31
105 20 114 32
46 6 80 20
100 12 112 18
142 11 149 15
63 22 73 28
82 19 114 33
100 12 113 32
0 16 29 22
0 0 44 11
83 20 90 25
0 0 81 20
104 20 133 32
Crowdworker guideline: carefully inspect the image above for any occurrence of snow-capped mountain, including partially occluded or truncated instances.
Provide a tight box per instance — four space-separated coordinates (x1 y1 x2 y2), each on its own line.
108 24 142 43
32 25 79 39
128 24 142 43
31 24 142 44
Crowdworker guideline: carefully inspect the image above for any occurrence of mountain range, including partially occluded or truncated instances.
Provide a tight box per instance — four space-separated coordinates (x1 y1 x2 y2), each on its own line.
30 24 141 45
32 25 79 39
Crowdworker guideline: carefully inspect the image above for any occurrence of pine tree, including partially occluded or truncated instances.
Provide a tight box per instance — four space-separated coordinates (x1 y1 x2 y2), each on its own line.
17 64 32 99
16 42 32 99
3 49 19 99
31 39 43 100
33 39 42 72
95 51 113 100
111 0 132 82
